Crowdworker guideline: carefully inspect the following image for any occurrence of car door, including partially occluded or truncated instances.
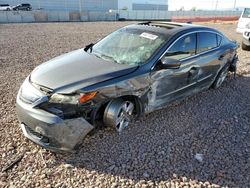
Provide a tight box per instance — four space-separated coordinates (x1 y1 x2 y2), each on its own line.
0 5 7 10
148 33 201 110
20 5 25 10
195 32 223 88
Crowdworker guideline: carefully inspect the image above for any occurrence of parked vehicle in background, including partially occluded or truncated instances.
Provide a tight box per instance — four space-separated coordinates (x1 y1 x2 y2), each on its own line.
242 23 250 50
0 4 12 11
13 3 32 11
16 22 238 152
237 8 250 33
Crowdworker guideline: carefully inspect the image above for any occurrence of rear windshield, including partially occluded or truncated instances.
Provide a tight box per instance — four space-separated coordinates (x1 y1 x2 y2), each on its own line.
0 4 9 6
242 8 250 18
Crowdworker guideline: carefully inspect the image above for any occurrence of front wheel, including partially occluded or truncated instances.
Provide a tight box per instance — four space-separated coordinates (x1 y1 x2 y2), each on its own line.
212 65 229 89
103 99 135 132
241 41 250 51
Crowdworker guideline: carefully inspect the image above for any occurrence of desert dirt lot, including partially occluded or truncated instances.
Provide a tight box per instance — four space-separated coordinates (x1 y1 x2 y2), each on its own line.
0 21 250 188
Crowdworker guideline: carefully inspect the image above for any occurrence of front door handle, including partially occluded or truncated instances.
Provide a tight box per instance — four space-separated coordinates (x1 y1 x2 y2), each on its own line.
218 54 225 60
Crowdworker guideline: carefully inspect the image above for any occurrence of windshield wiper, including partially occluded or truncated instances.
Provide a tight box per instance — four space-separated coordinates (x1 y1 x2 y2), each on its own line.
99 54 119 64
92 52 102 59
92 52 119 64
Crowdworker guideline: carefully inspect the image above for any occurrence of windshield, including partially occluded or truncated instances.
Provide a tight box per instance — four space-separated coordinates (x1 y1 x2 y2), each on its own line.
90 27 166 66
242 8 250 18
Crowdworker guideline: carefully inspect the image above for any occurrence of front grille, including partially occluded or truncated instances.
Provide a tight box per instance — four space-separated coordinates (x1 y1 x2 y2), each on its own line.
19 79 46 104
19 88 40 104
19 94 33 104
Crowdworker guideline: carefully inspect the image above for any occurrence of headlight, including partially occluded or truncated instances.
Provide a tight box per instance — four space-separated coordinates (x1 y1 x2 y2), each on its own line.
49 91 97 104
49 94 79 104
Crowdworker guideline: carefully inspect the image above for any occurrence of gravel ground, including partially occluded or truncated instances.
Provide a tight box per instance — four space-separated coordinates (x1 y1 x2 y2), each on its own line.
0 21 249 188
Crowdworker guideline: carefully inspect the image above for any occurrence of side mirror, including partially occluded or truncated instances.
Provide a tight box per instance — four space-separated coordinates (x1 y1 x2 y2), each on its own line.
84 43 94 52
159 57 181 69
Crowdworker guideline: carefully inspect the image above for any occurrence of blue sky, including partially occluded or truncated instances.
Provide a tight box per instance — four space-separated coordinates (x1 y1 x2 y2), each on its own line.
168 0 250 10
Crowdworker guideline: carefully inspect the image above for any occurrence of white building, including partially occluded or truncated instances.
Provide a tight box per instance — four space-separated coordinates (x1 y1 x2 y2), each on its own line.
118 0 168 11
1 0 168 11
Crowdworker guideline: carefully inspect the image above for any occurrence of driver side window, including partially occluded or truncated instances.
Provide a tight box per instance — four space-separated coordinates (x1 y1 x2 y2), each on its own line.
165 33 196 60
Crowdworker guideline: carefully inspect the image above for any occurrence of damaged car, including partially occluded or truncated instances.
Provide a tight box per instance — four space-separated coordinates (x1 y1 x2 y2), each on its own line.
16 22 238 152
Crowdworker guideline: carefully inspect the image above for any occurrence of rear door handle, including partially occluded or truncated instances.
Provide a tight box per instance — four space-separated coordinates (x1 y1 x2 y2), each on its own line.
189 66 198 75
188 66 199 83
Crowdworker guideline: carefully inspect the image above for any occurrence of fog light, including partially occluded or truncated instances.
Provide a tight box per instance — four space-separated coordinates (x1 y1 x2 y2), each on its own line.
35 126 45 135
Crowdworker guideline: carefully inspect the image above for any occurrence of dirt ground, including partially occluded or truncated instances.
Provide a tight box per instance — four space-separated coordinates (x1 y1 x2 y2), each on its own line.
0 21 249 188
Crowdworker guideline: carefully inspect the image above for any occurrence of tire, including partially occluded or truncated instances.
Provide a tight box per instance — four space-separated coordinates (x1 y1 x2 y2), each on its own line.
212 64 229 89
6 8 10 11
241 41 250 51
103 98 135 132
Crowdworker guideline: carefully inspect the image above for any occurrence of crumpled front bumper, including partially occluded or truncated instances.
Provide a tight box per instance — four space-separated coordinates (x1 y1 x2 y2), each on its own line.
16 84 94 152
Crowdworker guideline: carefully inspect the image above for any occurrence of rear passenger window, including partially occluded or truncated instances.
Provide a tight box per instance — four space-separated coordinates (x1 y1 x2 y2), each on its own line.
165 33 196 60
197 32 217 53
217 35 223 46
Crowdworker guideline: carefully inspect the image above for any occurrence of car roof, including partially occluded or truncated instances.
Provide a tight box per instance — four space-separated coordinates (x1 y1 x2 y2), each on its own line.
127 21 219 38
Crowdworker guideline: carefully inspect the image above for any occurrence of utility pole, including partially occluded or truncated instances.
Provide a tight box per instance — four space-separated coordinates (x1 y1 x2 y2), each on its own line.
79 0 82 13
234 0 237 9
215 0 218 10
37 0 40 9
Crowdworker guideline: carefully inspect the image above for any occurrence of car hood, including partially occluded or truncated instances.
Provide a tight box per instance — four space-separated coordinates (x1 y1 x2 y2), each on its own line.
30 49 137 94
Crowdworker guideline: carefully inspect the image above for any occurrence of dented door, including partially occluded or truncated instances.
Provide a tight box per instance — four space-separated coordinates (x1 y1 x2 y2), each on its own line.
147 33 200 110
148 56 200 110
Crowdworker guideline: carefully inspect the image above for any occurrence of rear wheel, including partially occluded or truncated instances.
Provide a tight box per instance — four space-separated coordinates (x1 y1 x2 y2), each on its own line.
103 99 135 132
212 64 229 89
241 41 250 51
